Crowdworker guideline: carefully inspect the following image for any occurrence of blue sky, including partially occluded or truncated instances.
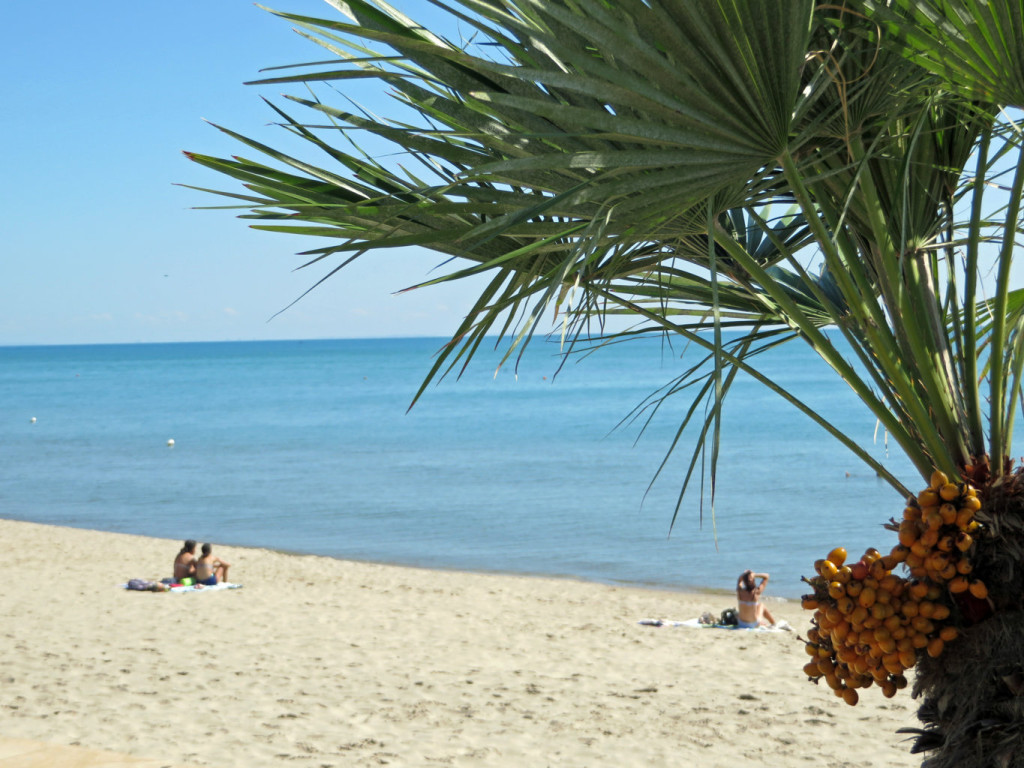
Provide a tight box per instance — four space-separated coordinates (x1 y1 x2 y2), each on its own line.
3 1 489 346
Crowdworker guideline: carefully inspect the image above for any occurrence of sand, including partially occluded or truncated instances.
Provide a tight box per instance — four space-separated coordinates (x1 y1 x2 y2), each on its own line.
0 518 923 767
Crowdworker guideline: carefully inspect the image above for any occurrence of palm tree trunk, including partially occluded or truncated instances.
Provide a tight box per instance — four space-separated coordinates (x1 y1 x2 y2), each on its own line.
910 475 1024 767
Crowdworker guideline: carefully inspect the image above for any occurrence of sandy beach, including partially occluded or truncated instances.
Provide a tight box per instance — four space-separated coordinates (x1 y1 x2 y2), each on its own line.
0 518 922 767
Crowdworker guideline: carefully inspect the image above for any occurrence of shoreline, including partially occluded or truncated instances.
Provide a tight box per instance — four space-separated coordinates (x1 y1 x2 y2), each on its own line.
1 518 921 767
0 514 773 600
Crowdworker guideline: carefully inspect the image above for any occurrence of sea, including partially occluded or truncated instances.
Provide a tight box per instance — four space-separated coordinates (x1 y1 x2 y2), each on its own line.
0 334 945 599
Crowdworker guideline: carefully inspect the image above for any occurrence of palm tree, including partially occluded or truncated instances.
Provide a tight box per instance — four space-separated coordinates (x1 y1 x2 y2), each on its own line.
186 1 1024 764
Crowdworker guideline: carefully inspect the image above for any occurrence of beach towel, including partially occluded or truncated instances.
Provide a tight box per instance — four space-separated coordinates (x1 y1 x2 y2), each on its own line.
121 581 242 593
638 617 792 632
168 582 243 593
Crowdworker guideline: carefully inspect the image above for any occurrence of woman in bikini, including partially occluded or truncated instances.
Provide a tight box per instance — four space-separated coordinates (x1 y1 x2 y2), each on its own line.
736 569 776 628
173 540 197 582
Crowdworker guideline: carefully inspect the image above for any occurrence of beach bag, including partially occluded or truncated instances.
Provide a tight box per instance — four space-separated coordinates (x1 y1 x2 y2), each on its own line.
719 608 738 626
127 578 155 591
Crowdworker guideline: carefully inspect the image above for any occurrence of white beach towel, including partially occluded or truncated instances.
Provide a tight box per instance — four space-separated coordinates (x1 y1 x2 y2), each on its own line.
120 581 243 593
169 582 243 593
638 617 791 632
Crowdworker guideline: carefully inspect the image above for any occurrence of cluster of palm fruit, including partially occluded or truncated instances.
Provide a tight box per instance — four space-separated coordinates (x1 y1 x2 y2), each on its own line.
800 471 986 706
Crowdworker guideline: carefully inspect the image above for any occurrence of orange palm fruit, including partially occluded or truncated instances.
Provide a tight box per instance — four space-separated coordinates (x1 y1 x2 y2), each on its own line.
912 616 935 634
836 565 853 584
898 649 917 668
969 580 989 599
817 657 836 675
937 535 955 553
955 532 973 552
918 489 941 507
939 503 958 524
837 647 857 665
881 680 898 698
956 559 973 575
939 483 961 502
889 546 910 563
858 587 877 608
903 506 923 521
956 508 975 528
910 580 929 600
849 605 869 625
818 559 839 580
836 596 855 615
918 601 935 618
942 577 966 593
827 546 848 567
930 470 949 489
940 563 958 581
829 581 846 600
803 661 821 677
802 597 820 610
850 560 869 580
871 602 893 620
842 687 859 706
882 654 903 675
805 643 820 656
870 559 888 580
939 626 958 642
912 632 930 649
932 604 951 620
832 621 851 643
919 528 940 548
927 638 945 658
926 584 944 600
826 673 844 691
962 494 982 511
846 581 864 598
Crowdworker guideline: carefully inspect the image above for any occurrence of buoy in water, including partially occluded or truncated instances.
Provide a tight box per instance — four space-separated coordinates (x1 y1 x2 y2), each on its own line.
30 417 36 423
167 439 175 447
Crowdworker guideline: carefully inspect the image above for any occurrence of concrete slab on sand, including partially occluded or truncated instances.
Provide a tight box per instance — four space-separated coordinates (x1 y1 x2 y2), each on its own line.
0 739 202 768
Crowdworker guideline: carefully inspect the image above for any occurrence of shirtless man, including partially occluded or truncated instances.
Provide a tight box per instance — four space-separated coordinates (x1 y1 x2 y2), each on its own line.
173 540 197 582
195 543 231 586
736 569 776 628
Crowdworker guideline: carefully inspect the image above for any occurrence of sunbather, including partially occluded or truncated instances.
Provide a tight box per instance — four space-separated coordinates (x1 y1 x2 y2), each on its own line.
195 543 231 586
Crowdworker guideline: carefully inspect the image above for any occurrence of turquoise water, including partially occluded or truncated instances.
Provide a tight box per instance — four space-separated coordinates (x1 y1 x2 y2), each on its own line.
1 336 930 598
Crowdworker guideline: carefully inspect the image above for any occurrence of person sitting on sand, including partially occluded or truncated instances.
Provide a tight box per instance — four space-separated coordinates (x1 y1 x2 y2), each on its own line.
736 569 776 628
195 543 230 586
173 540 197 582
